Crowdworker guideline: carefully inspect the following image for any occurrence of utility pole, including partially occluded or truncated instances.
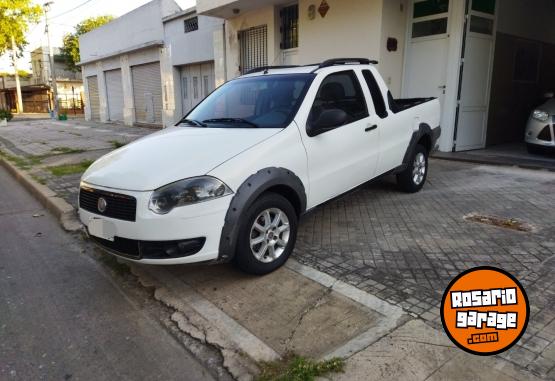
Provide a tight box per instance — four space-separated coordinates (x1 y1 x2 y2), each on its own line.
43 1 59 118
10 35 23 114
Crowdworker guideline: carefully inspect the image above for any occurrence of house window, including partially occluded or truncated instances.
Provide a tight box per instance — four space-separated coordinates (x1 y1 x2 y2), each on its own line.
239 25 268 74
472 0 495 15
280 4 298 50
184 17 199 33
411 0 449 39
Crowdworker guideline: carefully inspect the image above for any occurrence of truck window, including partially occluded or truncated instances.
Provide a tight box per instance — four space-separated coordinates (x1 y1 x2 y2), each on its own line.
362 70 388 119
309 70 368 127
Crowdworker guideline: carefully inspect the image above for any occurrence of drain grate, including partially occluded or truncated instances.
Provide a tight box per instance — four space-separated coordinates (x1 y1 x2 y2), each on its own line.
464 213 533 232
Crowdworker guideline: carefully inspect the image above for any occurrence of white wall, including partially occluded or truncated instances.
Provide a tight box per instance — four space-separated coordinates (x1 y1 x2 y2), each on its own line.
497 0 555 44
298 0 383 64
165 14 223 66
379 0 407 97
79 0 178 63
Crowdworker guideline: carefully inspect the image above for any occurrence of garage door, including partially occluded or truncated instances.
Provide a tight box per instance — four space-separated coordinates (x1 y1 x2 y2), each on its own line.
131 62 162 125
105 69 124 122
87 76 100 121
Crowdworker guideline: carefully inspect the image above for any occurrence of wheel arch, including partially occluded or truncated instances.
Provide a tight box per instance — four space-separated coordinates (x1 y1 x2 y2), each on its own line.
402 123 440 166
218 167 307 262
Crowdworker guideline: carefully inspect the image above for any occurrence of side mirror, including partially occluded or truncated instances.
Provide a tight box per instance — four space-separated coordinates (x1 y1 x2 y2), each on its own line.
307 109 349 137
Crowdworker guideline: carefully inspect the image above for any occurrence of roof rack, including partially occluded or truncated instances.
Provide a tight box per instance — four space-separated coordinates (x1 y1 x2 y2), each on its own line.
245 65 300 75
312 58 378 72
244 59 379 76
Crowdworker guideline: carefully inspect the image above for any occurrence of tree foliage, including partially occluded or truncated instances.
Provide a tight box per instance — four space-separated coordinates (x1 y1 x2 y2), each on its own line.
0 0 42 56
60 15 114 72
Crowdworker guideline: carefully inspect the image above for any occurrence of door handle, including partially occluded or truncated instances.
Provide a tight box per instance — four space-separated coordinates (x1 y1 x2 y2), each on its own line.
365 124 378 132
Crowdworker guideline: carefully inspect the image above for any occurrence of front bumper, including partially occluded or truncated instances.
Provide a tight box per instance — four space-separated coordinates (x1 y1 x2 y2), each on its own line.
525 117 555 148
79 183 231 265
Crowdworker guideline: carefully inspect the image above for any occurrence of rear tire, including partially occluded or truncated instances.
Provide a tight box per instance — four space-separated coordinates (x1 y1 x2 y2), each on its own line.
397 144 428 193
233 193 298 275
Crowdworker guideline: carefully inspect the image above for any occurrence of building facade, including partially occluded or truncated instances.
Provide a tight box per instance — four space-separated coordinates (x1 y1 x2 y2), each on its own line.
0 47 82 114
79 0 223 127
198 0 555 152
30 47 84 114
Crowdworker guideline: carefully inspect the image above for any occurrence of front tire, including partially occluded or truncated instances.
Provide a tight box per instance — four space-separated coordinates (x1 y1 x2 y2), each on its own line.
397 144 428 193
233 193 298 275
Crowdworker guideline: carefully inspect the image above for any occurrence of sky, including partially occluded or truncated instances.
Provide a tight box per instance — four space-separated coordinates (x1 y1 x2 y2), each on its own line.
1 0 195 72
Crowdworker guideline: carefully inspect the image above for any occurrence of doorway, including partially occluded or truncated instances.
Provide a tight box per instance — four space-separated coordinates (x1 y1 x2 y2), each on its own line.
403 0 451 112
180 62 215 116
454 0 496 151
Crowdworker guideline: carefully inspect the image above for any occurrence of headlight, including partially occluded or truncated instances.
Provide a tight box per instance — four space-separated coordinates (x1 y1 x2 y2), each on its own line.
149 176 232 215
532 110 549 122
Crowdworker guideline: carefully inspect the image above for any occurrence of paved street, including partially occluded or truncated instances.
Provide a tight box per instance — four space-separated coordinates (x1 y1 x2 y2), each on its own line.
0 166 224 380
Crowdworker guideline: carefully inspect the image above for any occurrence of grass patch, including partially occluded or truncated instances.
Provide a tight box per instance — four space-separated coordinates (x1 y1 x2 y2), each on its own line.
0 149 42 170
257 355 345 381
51 147 85 155
110 140 126 149
31 174 47 185
47 160 94 177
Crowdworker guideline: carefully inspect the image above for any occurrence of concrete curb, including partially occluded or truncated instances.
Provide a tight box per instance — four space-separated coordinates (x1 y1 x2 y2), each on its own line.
0 157 82 232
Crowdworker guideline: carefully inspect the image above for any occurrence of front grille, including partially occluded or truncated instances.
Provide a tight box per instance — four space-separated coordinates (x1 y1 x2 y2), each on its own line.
538 125 552 141
79 186 137 222
90 234 206 260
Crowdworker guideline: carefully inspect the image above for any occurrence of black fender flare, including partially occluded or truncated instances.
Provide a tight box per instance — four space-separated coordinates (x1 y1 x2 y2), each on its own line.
402 123 441 167
218 167 307 262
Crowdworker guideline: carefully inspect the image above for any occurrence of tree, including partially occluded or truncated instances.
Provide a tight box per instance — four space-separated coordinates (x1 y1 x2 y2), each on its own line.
0 0 42 113
60 15 114 72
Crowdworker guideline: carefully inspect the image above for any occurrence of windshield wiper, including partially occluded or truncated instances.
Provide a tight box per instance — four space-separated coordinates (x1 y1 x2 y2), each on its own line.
177 118 207 127
203 118 259 128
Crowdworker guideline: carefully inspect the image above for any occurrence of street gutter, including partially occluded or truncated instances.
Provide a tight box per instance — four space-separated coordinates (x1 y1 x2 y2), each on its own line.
0 156 82 232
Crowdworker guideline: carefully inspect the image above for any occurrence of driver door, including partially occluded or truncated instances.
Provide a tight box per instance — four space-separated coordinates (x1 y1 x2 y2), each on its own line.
298 69 380 207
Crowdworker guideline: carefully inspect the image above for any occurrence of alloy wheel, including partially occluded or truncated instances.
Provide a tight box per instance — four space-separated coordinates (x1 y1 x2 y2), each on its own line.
412 152 427 185
249 208 290 263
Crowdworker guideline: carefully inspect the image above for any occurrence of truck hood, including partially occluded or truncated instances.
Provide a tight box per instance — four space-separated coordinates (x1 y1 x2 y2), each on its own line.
81 127 280 191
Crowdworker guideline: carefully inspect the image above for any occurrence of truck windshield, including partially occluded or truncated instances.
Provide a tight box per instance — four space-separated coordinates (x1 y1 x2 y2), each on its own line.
182 74 315 129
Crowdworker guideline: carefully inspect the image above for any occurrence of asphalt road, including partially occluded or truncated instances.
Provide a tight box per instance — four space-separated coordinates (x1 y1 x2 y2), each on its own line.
0 166 215 380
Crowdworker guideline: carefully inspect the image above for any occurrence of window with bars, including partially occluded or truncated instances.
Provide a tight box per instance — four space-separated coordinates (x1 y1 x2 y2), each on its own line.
184 17 199 33
239 25 268 74
280 4 298 50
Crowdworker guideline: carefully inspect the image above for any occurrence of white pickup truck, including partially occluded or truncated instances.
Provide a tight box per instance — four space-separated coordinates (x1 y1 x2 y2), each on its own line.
79 58 441 275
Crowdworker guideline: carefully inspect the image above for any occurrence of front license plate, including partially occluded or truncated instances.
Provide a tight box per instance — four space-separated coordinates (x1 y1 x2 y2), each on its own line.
88 218 117 242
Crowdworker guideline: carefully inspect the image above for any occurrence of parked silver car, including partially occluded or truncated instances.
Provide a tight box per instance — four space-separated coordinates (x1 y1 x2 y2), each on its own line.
526 93 555 154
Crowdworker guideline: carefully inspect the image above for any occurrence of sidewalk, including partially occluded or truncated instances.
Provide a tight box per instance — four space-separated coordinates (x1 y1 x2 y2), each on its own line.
0 118 553 380
0 118 153 208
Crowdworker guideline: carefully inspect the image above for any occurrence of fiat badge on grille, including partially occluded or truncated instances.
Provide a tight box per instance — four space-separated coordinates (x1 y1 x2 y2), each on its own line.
97 197 107 213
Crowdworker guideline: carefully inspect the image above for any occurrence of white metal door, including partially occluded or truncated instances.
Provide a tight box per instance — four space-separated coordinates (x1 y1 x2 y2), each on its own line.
181 62 215 116
87 76 100 121
105 69 124 122
403 1 451 118
131 62 163 125
454 0 496 151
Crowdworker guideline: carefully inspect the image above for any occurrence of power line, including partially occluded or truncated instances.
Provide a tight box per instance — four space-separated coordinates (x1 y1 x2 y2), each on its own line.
49 0 95 20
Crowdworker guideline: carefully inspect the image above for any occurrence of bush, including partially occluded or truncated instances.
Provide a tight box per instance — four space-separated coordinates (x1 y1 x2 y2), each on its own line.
0 109 13 122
